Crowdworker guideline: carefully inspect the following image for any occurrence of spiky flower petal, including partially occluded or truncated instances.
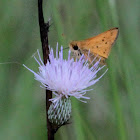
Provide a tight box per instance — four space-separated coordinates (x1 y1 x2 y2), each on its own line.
23 43 107 107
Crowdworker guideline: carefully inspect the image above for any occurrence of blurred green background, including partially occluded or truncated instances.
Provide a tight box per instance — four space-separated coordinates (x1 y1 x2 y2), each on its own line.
0 0 140 140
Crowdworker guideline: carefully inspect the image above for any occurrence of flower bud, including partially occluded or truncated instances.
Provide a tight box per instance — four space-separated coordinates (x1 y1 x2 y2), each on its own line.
48 97 71 126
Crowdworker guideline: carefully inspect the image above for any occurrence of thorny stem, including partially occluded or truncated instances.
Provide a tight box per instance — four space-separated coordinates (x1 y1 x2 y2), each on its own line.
38 0 55 139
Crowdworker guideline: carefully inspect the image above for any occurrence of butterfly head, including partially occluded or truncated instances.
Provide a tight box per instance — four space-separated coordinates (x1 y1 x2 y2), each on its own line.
69 41 82 58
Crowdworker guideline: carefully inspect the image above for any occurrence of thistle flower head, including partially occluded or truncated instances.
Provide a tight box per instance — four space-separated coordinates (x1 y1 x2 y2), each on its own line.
23 43 107 107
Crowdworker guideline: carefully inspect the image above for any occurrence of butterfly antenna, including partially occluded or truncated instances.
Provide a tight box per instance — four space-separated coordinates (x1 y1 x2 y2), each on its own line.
62 47 69 51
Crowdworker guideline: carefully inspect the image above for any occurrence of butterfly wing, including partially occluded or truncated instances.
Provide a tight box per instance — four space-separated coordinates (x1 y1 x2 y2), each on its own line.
80 28 119 58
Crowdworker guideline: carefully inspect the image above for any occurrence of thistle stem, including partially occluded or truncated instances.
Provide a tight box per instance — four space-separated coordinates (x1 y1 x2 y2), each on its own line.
38 0 54 139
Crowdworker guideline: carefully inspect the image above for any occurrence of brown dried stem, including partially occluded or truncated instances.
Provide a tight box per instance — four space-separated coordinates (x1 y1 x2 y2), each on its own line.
38 0 55 139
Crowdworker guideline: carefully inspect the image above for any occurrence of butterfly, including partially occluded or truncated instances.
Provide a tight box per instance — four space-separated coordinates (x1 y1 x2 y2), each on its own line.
69 27 119 64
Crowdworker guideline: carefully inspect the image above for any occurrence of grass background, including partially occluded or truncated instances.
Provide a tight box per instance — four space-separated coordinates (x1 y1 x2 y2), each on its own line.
0 0 140 140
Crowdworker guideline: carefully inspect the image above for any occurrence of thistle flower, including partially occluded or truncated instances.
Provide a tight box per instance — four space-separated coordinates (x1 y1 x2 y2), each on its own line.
23 43 107 125
23 43 107 107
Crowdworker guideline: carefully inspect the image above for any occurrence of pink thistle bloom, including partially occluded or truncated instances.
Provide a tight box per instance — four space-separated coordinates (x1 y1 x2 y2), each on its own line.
23 43 107 107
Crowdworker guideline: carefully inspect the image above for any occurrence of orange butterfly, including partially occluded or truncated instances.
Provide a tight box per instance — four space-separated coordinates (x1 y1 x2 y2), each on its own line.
69 27 119 64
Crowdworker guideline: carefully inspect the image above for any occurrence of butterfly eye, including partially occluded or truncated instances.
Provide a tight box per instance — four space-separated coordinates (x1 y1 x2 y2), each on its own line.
73 45 78 50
